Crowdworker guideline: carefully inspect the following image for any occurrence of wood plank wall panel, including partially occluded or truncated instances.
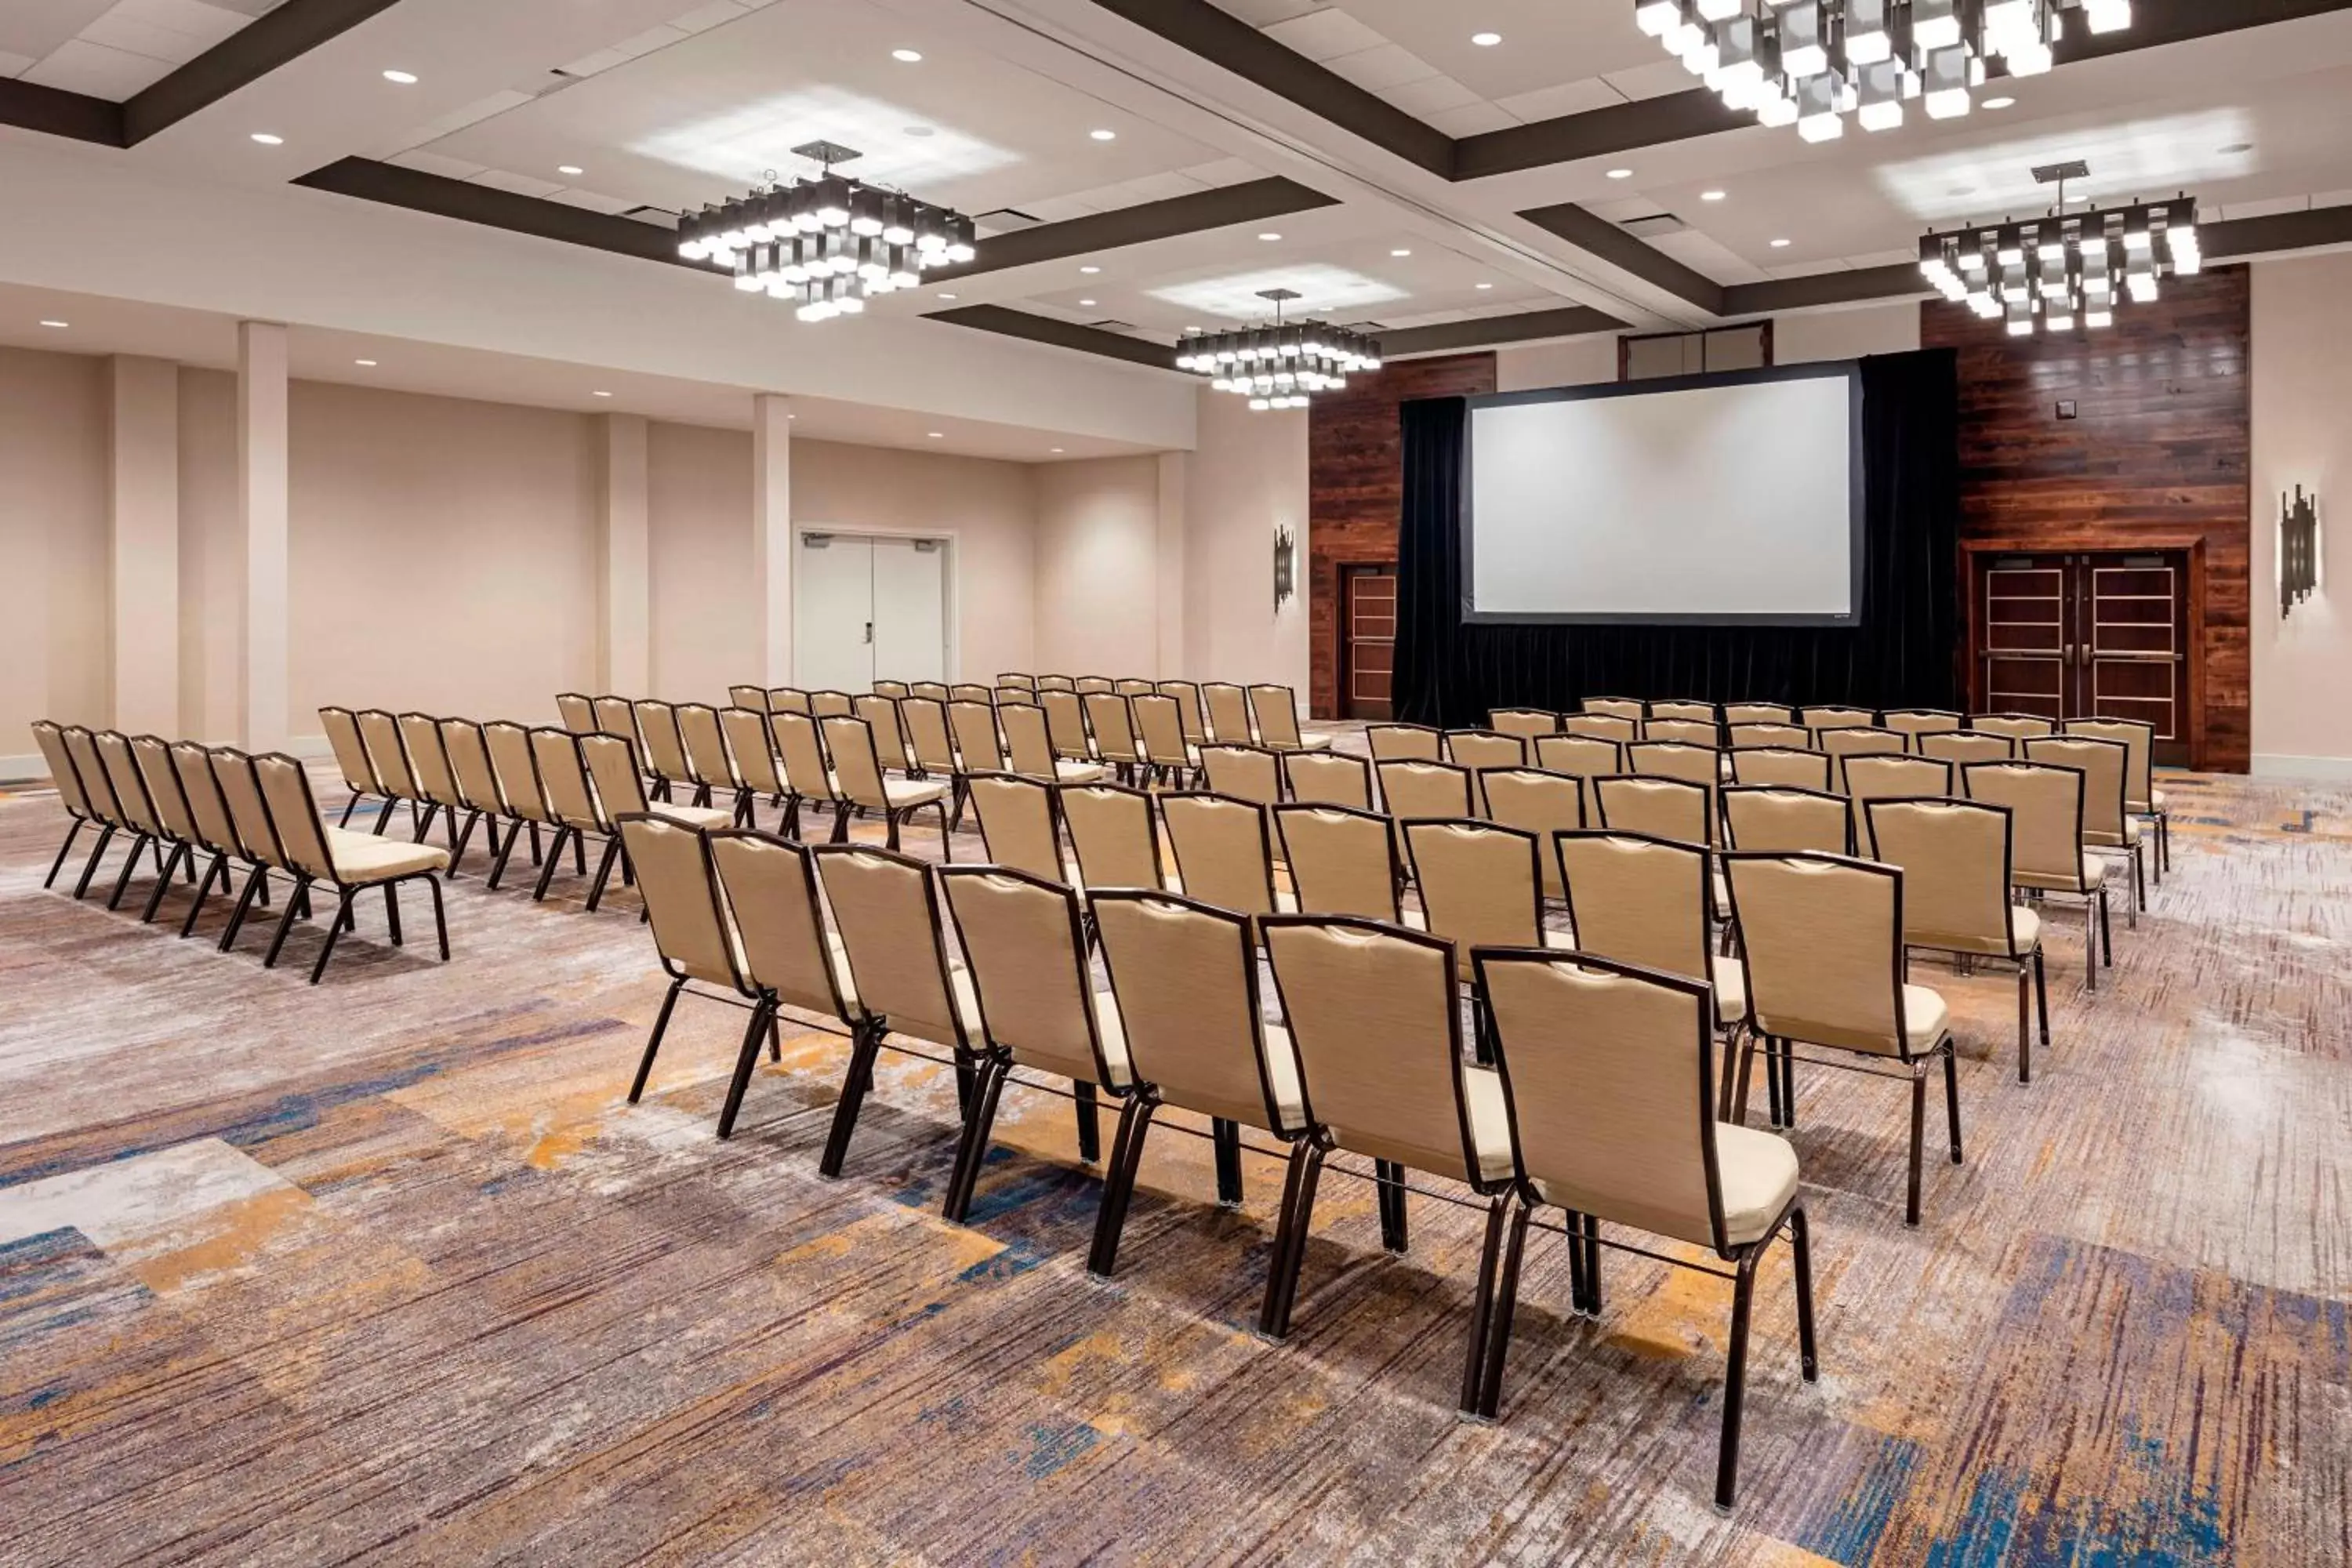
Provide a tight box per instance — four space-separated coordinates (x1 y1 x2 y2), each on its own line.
1922 268 2251 771
1305 352 1496 718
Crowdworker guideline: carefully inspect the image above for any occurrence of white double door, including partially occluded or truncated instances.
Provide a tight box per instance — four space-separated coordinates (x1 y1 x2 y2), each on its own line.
793 532 949 693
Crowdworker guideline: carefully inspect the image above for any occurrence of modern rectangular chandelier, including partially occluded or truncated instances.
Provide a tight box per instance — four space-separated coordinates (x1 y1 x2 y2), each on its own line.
1174 289 1382 412
1918 193 2199 336
673 142 976 323
1633 0 2132 140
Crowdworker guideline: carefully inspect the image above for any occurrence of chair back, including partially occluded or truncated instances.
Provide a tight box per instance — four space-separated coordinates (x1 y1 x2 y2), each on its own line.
1584 697 1645 720
1200 744 1283 808
854 694 916 773
1883 709 1963 742
1533 734 1623 779
949 700 1008 772
1643 717 1719 746
1727 722 1811 751
319 706 381 797
1157 681 1210 745
949 683 994 706
1918 730 2015 767
812 845 970 1048
1723 702 1795 725
1113 678 1156 698
809 691 856 718
1475 951 1729 1253
1970 712 2056 741
1445 729 1527 774
1842 753 1953 811
1722 786 1849 855
1248 684 1312 750
1283 750 1373 812
1816 727 1907 772
560 692 601 730
93 731 163 836
721 707 787 796
941 867 1113 1087
1073 676 1114 696
678 702 742 790
768 688 813 716
1160 793 1280 917
632 700 693 784
1274 804 1400 920
1592 774 1712 848
1058 782 1167 891
999 702 1058 779
708 831 855 1022
1628 740 1722 789
1403 818 1544 976
1094 891 1286 1131
1863 798 2022 959
356 710 419 800
1489 708 1558 739
615 815 742 990
873 681 912 700
1375 759 1473 824
1555 831 1713 983
532 728 609 833
129 735 201 846
726 685 768 713
965 772 1066 881
61 727 125 826
771 712 840 804
1730 746 1833 792
1723 853 1911 1057
171 740 245 857
1132 694 1189 769
1648 699 1716 724
901 697 959 775
822 717 894 813
1262 918 1480 1181
581 733 653 818
1040 689 1094 761
1203 682 1255 743
397 712 464 808
2024 735 2130 843
1802 706 1877 732
1478 768 1585 895
32 722 93 820
996 672 1039 693
591 695 642 745
209 747 289 872
2066 717 2158 813
1084 692 1144 765
484 720 554 822
1367 724 1443 763
1562 713 1638 743
252 753 338 883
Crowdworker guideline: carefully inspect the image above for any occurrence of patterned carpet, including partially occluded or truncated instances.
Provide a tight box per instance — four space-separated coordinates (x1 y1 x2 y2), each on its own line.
1 749 2347 1566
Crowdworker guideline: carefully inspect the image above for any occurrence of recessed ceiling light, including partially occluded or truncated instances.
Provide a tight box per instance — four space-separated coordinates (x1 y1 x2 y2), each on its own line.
382 70 417 85
1080 266 1102 274
557 165 584 176
1091 129 1116 141
1079 299 1097 307
593 390 614 398
1983 96 2016 109
2219 142 2253 154
1475 281 1494 289
1770 238 1792 248
937 292 959 299
251 132 284 145
927 431 945 439
1258 232 1283 241
892 48 923 62
1606 168 1633 180
1392 248 1413 256
39 319 68 328
1051 447 1065 454
1472 32 1503 46
1700 190 1727 201
905 125 934 138
354 358 377 367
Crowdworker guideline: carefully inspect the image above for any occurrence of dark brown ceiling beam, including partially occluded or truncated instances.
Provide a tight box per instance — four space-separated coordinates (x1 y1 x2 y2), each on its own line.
0 78 124 147
1518 201 1728 315
922 304 1174 368
125 0 406 145
294 157 696 264
2204 201 2352 260
1382 306 1625 358
931 176 1338 281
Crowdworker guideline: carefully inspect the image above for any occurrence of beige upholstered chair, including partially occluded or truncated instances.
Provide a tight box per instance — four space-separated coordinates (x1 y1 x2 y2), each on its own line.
1592 775 1717 910
1489 707 1559 739
1203 682 1255 744
125 734 213 928
1160 792 1289 918
1132 694 1198 788
811 844 983 1175
949 699 1008 775
631 700 696 802
1467 949 1813 1512
1405 819 1570 985
704 829 865 1138
809 690 856 718
75 730 160 913
1376 758 1475 826
1477 768 1585 897
1248 684 1329 753
1645 717 1721 747
910 681 952 704
996 671 1039 693
612 814 764 1124
439 717 521 877
1730 746 1835 792
1723 702 1796 725
1533 733 1623 781
2067 717 2168 877
1815 727 1907 781
720 706 790 831
1073 675 1115 696
873 680 913 700
249 750 452 982
1200 743 1284 809
1721 851 1960 1226
1650 699 1718 725
394 712 470 851
481 720 561 891
1727 722 1813 751
1563 712 1639 743
1841 755 1953 833
726 685 768 713
767 688 813 716
168 739 265 937
32 720 111 897
1274 804 1404 921
1256 916 1516 1374
559 691 600 731
769 710 844 837
1004 701 1106 784
1882 709 1964 744
1918 730 2016 767
1058 782 1172 892
898 697 964 823
1283 750 1374 812
1368 723 1444 762
87 730 183 917
1084 692 1147 784
938 866 1131 1221
207 743 297 953
590 695 643 750
1864 797 2049 1080
583 732 735 851
1089 890 1307 1274
316 706 390 833
1036 674 1075 693
1722 786 1849 856
855 694 920 775
965 771 1069 883
1113 678 1156 699
1445 729 1528 774
356 709 426 833
1157 680 1211 748
1970 712 2056 742
1584 697 1646 720
1556 830 1746 1033
1628 742 1723 844
822 714 953 855
532 728 637 907
1801 706 1877 732
2026 735 2146 920
949 683 994 706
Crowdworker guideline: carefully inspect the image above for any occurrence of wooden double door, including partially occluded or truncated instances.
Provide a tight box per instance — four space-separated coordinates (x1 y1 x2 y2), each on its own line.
1972 550 2191 765
1341 564 1396 720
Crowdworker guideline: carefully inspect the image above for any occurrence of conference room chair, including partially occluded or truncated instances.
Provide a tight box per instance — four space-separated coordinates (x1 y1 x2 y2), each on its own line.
1160 792 1290 920
391 712 471 855
1532 733 1623 781
631 700 698 806
965 771 1071 883
949 698 1010 776
1721 785 1850 857
1729 746 1835 793
938 866 1132 1221
1815 727 1908 781
481 721 562 892
1466 949 1813 1512
1561 712 1639 743
532 728 637 907
1200 743 1285 809
1255 916 1517 1374
2024 735 2144 922
1970 712 2056 742
1555 831 1748 1042
898 698 966 825
993 684 1033 708
822 714 954 856
1088 891 1305 1276
1036 673 1078 695
1802 706 1877 732
996 672 1039 693
1274 804 1406 922
720 706 791 832
1627 741 1725 843
767 688 813 717
1249 684 1331 753
771 711 849 842
1841 754 1954 838
1112 678 1156 699
871 681 911 701
1132 693 1199 788
1918 730 2015 768
560 691 601 731
1864 797 2050 1082
59 726 147 906
1591 775 1718 882
1583 697 1646 721
590 695 644 759
247 751 452 983
167 738 267 938
1723 702 1797 725
1645 718 1721 747
811 843 985 1176
613 814 773 1129
1003 702 1106 785
1157 680 1212 750
206 745 302 954
31 720 105 894
1375 758 1475 829
91 730 184 916
583 729 735 855
1727 722 1813 751
854 694 920 777
1283 749 1374 812
1403 820 1570 988
1722 852 1961 1227
949 683 994 706
808 691 856 718
1650 699 1719 724
356 709 429 837
1059 782 1173 893
1367 723 1444 764
1084 692 1149 785
1445 729 1528 774
438 717 524 878
1489 707 1559 740
726 685 768 713
127 734 215 927
1039 688 1098 765
1065 675 1109 695
1882 709 1964 744
2064 717 2169 877
318 706 390 830
1475 768 1586 899
1203 681 1256 744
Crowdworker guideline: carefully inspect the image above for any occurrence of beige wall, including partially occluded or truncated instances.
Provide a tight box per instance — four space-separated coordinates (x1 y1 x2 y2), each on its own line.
2252 252 2352 775
1183 390 1311 691
0 347 110 760
1774 301 1922 364
647 420 757 702
1034 456 1165 678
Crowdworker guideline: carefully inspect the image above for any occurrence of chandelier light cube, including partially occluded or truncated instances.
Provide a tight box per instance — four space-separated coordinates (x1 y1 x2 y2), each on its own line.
1918 192 2197 337
673 142 976 323
1174 289 1382 412
1634 0 2132 140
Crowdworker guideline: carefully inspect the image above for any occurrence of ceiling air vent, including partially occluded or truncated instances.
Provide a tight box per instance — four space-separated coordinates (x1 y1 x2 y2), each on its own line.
1087 319 1140 333
1621 213 1689 238
975 208 1045 234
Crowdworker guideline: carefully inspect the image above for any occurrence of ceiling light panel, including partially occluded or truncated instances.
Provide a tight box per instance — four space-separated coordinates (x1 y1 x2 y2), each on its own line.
1149 264 1408 321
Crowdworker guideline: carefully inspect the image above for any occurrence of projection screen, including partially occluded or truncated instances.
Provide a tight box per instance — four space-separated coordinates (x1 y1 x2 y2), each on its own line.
1464 362 1864 626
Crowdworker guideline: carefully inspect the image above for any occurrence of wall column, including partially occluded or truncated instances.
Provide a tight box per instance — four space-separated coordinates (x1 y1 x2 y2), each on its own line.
753 394 793 685
236 321 289 749
1156 452 1189 679
109 355 180 734
597 413 651 694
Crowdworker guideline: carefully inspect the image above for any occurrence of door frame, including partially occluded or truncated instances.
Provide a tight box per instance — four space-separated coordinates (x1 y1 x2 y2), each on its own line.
1338 562 1398 720
795 524 960 684
1961 534 2209 769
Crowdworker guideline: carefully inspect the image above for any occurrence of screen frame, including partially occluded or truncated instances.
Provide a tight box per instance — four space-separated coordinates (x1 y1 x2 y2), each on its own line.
1459 358 1867 629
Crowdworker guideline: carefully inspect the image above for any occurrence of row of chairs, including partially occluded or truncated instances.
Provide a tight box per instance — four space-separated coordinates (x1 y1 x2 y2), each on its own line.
31 721 451 983
711 678 1331 760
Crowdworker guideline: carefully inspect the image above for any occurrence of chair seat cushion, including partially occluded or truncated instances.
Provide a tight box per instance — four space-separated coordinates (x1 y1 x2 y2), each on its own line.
1087 990 1136 1090
1292 733 1336 753
2010 905 2041 952
2084 820 2144 848
883 777 949 809
650 802 733 830
1261 1022 1306 1133
323 826 449 884
1462 1065 1516 1183
1711 955 1748 1026
1053 760 1108 785
1903 983 1950 1051
1714 1123 1802 1247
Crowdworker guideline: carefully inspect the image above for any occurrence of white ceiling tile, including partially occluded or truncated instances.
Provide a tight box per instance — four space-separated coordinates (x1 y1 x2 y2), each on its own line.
22 38 169 98
1323 42 1439 93
555 47 631 78
670 1 753 35
608 24 690 62
1263 9 1388 61
1492 78 1628 123
1209 0 1327 25
1602 58 1704 103
0 51 34 78
78 13 209 64
469 169 566 198
1016 195 1104 224
546 187 641 215
377 88 535 155
1653 230 1763 284
1845 248 1918 268
1424 102 1519 136
109 0 249 49
0 2 115 64
1180 158 1264 187
1765 259 1854 280
1378 74 1483 118
385 150 490 180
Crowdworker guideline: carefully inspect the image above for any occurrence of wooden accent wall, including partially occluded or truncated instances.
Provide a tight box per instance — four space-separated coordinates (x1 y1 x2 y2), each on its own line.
1922 268 2252 771
1305 351 1496 718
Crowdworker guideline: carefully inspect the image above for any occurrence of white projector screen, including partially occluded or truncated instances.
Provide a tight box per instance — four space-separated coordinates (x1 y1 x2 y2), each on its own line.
1465 364 1864 626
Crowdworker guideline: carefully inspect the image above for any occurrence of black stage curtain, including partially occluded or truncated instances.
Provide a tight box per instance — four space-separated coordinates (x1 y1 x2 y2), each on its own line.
1392 349 1961 727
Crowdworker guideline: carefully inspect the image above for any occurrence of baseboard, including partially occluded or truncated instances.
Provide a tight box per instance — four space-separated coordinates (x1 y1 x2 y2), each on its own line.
2252 753 2352 781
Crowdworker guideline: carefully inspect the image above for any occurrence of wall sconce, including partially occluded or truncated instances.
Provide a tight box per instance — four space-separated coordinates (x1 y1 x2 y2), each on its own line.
2281 485 2321 617
1273 524 1297 609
